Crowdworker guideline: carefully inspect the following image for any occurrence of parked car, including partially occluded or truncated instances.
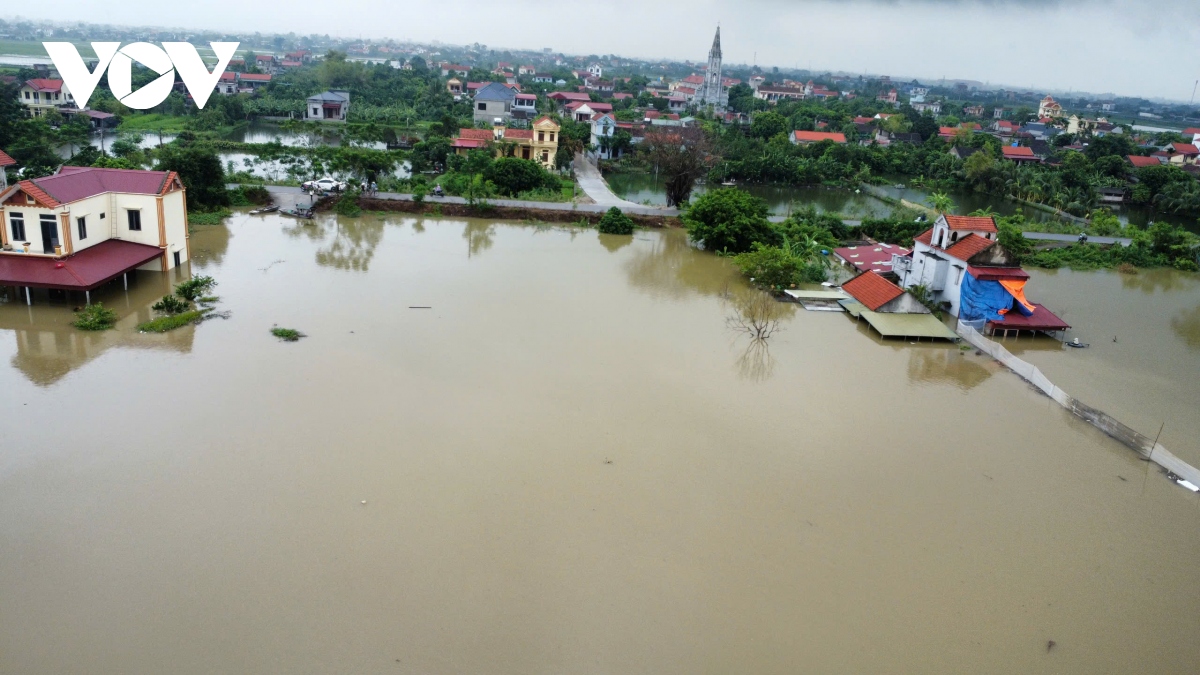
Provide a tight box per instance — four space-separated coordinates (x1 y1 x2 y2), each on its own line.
302 178 347 192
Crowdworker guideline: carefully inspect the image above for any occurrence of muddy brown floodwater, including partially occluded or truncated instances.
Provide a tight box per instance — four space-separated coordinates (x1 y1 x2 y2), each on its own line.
1 213 1198 675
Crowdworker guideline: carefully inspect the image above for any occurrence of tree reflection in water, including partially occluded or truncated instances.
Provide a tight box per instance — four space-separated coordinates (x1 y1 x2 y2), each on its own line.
463 221 496 258
315 217 384 271
723 287 795 382
1171 305 1200 349
597 232 633 254
624 229 740 300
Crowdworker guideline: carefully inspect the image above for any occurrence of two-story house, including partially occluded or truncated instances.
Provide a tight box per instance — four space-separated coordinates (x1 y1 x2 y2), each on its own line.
19 79 75 117
472 82 518 125
450 117 561 170
590 113 617 159
0 167 191 304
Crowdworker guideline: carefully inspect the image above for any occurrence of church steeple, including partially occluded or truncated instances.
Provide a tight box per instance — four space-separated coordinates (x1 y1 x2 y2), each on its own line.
701 25 725 112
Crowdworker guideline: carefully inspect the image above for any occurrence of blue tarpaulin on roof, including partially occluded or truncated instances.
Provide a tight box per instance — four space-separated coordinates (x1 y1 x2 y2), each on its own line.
959 271 1033 322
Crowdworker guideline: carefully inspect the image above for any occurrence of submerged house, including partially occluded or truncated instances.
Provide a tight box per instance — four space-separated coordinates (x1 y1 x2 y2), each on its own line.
894 214 1069 337
0 167 191 304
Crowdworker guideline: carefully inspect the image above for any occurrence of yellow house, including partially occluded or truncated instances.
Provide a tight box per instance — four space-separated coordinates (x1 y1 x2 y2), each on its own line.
450 116 561 170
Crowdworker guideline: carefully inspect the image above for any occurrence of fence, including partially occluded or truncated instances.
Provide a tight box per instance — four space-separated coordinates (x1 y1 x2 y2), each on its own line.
956 321 1200 487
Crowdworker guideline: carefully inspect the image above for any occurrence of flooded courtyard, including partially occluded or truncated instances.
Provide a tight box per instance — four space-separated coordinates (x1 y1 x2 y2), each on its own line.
1 214 1198 674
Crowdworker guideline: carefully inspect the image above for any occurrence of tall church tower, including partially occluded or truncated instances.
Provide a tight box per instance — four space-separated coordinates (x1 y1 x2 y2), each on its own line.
700 26 726 111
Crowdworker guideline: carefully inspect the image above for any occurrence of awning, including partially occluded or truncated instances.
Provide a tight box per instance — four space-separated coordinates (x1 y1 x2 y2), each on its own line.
987 304 1070 332
860 310 960 340
0 240 162 290
967 266 1029 281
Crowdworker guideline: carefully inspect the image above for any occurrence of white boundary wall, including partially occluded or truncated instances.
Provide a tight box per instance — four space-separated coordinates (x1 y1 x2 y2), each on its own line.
956 320 1200 488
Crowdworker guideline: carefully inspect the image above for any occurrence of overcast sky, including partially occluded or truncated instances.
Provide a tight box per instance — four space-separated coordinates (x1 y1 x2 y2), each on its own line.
8 0 1200 101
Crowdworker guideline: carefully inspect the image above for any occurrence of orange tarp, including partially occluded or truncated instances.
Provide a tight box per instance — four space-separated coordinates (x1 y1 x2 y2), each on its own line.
999 279 1035 314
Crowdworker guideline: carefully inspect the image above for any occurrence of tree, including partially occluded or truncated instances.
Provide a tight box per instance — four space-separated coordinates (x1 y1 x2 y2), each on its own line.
927 191 955 214
963 150 996 184
155 146 230 209
996 221 1031 264
641 127 716 207
683 188 779 253
483 157 558 196
597 206 635 235
750 111 788 140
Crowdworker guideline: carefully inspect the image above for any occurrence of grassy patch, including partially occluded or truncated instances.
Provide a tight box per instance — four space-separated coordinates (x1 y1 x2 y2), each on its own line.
117 113 192 133
138 310 207 333
271 327 306 342
73 303 118 331
0 39 93 57
189 209 231 226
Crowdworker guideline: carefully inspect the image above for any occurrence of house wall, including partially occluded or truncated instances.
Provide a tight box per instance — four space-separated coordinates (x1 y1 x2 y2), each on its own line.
473 99 511 124
2 203 61 254
904 242 968 316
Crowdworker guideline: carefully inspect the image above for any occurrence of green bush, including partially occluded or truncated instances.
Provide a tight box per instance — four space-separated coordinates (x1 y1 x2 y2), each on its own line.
597 207 635 235
174 276 217 302
152 294 191 315
138 310 206 333
683 188 779 254
188 210 231 226
73 303 118 331
271 327 306 342
732 243 809 288
335 188 362 217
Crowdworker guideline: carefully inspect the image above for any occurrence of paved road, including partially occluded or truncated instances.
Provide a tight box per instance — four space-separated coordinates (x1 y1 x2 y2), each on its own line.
1023 232 1132 247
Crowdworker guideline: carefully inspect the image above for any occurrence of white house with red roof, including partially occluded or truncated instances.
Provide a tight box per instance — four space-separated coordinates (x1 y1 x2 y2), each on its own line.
894 214 1004 316
19 79 76 117
589 113 618 159
0 149 16 190
1166 142 1199 165
1037 95 1063 119
0 167 192 302
893 214 1070 336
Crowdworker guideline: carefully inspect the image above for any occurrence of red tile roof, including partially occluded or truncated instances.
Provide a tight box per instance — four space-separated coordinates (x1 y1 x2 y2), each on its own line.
1182 127 1200 136
944 214 997 232
502 128 533 140
13 179 60 207
793 131 847 144
833 243 910 274
1002 146 1036 158
944 233 995 261
914 228 934 246
548 91 590 101
458 128 494 141
239 73 272 82
0 239 163 291
451 138 487 149
0 149 15 167
1128 155 1161 167
1170 143 1199 155
25 167 177 204
842 271 904 311
24 78 63 92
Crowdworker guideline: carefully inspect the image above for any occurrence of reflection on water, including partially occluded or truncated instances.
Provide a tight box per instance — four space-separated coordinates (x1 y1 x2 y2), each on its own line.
624 228 739 299
906 347 994 391
464 220 497 258
3 214 1200 675
315 216 384 272
0 269 192 386
1171 305 1200 349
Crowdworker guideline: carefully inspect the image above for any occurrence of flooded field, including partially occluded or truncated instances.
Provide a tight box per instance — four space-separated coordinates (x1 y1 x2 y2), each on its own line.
1 215 1198 674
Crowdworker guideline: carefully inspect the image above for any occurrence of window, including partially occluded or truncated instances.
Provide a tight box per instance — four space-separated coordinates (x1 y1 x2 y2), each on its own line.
950 232 959 242
538 132 544 142
549 133 555 142
100 212 105 219
127 210 142 231
10 213 25 242
77 216 87 240
478 102 486 111
23 91 29 99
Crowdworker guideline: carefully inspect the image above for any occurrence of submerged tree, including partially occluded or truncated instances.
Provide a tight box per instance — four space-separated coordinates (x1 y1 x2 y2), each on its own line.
641 127 716 207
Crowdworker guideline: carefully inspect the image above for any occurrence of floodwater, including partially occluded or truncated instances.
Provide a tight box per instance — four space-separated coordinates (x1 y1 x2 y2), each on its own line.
605 172 894 218
2 216 1199 675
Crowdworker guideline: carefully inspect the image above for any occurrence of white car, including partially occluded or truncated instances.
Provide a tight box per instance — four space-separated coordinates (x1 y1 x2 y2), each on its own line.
302 178 347 192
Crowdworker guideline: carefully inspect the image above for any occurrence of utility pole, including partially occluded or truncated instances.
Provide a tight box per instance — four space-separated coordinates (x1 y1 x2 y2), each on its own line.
1191 79 1198 106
